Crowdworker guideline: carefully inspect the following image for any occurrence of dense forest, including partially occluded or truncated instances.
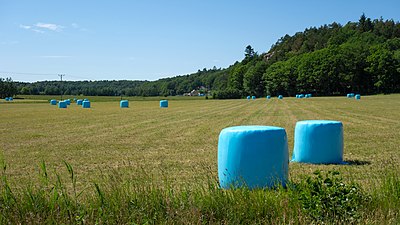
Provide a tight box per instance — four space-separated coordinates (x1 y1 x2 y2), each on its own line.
3 14 400 99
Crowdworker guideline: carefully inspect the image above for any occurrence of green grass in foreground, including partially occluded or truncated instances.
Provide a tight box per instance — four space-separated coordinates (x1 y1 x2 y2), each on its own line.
0 161 399 224
0 94 400 223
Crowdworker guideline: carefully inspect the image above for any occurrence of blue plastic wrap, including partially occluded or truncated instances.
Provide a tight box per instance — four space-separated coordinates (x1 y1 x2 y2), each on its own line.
50 99 57 105
82 100 90 108
266 95 271 99
5 97 9 101
120 100 129 108
251 96 256 100
160 100 168 108
218 126 288 189
65 99 71 105
278 95 283 99
355 94 361 100
292 120 343 164
77 99 83 105
246 96 250 100
58 101 67 108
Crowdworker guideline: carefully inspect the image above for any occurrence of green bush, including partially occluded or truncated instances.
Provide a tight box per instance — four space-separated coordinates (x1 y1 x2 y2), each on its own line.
294 170 370 223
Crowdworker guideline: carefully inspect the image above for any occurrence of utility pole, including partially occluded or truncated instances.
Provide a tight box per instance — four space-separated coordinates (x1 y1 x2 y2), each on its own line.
58 74 65 101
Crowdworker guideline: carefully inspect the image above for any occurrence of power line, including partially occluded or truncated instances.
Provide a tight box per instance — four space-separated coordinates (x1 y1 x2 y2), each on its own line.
59 74 65 101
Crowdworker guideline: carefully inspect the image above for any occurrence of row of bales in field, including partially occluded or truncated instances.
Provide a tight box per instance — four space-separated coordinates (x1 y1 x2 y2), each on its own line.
347 93 361 100
246 94 313 100
50 99 169 109
50 98 91 108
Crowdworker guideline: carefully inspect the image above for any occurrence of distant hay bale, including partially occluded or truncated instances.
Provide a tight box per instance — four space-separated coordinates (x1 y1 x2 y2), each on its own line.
278 95 283 99
77 99 83 105
120 100 129 108
82 100 91 108
50 99 57 105
160 100 168 108
58 101 67 109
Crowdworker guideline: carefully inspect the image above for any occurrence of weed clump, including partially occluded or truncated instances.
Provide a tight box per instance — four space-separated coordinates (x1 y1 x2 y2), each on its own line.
294 170 370 223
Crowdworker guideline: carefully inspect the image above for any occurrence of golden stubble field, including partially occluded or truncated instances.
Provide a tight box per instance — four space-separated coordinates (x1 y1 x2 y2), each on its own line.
1 95 399 190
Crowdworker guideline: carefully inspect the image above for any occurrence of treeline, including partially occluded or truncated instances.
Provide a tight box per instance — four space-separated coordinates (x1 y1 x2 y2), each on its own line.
0 78 17 99
5 14 400 98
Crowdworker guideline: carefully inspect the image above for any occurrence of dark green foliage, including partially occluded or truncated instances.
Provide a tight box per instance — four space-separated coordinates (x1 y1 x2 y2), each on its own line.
295 170 370 223
0 77 17 98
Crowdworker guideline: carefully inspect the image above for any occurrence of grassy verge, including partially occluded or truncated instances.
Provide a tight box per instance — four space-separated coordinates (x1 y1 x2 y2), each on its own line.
0 161 399 224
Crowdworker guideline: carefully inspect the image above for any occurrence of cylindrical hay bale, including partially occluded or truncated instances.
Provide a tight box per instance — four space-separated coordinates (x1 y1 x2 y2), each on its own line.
292 120 343 164
266 95 271 99
299 94 304 98
82 100 91 108
307 94 312 98
278 95 283 99
58 101 67 108
65 99 71 105
50 99 57 105
346 94 351 98
9 97 13 101
120 100 129 108
160 100 168 108
251 96 256 100
5 97 9 101
355 94 361 100
246 96 250 100
218 126 288 189
77 99 83 105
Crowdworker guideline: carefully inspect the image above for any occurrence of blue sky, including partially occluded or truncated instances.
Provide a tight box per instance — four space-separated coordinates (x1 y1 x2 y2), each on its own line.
1 1 399 82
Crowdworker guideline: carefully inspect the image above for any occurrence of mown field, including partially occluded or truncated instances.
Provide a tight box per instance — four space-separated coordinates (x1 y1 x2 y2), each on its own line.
0 94 399 223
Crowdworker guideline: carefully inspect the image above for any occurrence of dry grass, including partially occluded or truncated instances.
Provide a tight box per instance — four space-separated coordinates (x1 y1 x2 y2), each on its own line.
1 94 399 190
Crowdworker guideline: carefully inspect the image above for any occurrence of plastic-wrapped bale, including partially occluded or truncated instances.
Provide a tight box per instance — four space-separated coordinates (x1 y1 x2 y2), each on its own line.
65 99 71 105
292 120 344 164
251 96 256 100
9 97 13 101
278 95 283 99
295 95 299 98
5 97 9 101
299 94 304 98
77 99 83 105
266 95 271 99
84 98 89 101
50 99 57 105
246 96 250 100
58 101 67 108
120 100 129 108
160 100 168 108
355 94 361 100
306 94 312 98
218 126 288 189
82 100 91 108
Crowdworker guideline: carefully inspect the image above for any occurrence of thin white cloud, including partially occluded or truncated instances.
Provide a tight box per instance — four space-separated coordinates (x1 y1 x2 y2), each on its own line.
39 55 71 58
1 41 19 45
35 23 63 32
32 29 45 34
71 23 79 29
19 24 31 30
71 22 88 32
